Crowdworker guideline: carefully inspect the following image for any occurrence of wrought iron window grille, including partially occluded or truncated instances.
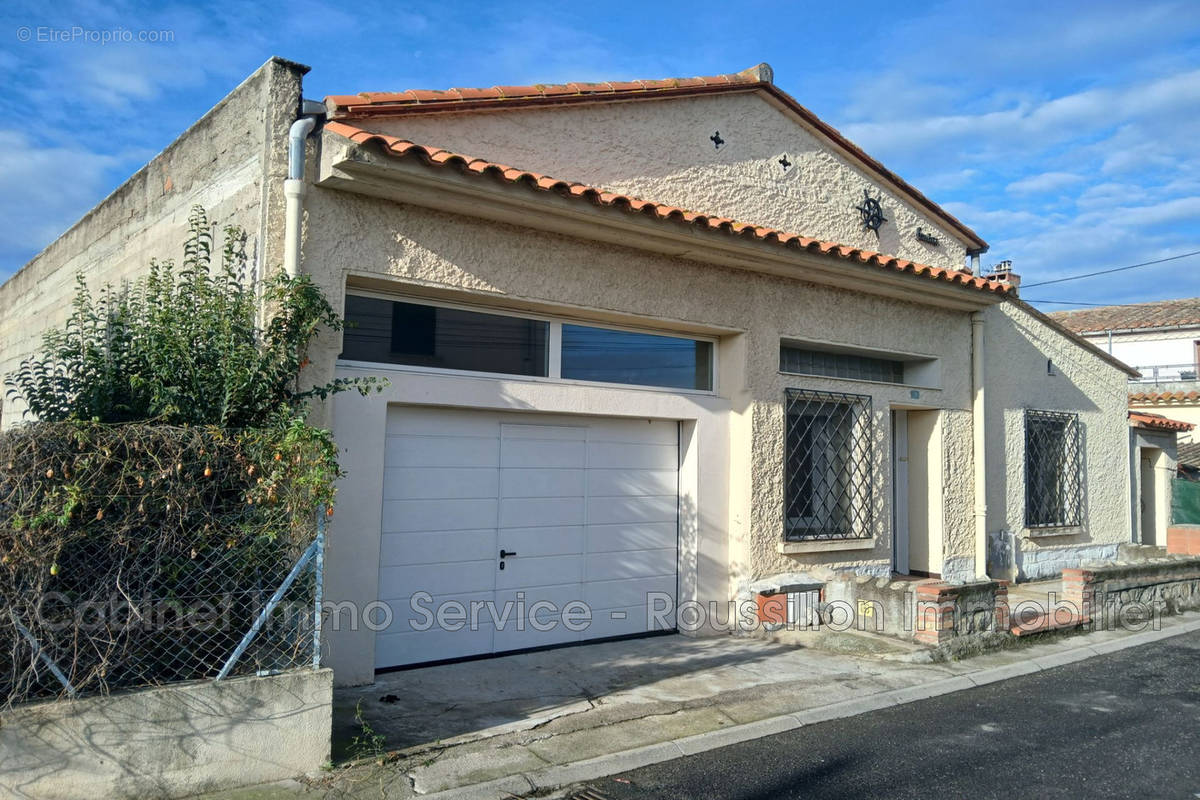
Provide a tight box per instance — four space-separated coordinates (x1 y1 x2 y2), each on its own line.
784 389 874 541
1024 409 1083 528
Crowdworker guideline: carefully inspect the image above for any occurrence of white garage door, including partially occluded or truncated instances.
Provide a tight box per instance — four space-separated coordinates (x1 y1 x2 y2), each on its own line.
375 407 679 668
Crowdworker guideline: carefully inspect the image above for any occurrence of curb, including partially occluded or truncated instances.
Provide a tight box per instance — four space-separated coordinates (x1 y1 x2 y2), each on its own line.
422 614 1200 799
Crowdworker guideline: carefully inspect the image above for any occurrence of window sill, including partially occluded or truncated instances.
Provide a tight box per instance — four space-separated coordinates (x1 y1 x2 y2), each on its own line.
1025 526 1085 539
777 538 875 554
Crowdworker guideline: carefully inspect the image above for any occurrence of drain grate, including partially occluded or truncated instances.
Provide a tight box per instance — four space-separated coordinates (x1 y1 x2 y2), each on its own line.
567 788 611 800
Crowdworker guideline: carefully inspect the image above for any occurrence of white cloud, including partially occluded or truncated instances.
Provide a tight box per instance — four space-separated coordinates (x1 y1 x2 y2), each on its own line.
1006 172 1084 195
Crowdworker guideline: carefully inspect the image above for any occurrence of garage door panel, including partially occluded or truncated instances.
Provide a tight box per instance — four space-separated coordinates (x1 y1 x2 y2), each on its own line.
585 604 671 639
587 441 678 470
379 561 497 600
495 582 584 612
379 530 496 567
386 435 499 468
496 554 583 590
497 525 584 557
588 468 677 498
384 467 499 500
500 496 585 528
383 498 498 533
584 419 678 444
501 424 588 441
588 522 678 552
586 548 677 581
501 438 586 469
583 574 676 610
493 623 582 652
376 406 679 669
376 625 496 668
587 495 678 525
500 468 585 498
381 590 497 628
388 406 504 437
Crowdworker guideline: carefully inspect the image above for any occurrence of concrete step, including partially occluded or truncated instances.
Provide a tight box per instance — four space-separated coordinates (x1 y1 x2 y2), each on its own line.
1010 610 1090 637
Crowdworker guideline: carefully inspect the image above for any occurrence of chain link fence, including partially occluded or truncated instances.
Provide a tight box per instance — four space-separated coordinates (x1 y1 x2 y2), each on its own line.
3 517 323 705
1 423 330 708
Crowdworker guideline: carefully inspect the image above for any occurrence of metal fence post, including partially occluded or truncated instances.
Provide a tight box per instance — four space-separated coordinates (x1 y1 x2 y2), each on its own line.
313 507 325 670
10 610 76 698
215 537 319 681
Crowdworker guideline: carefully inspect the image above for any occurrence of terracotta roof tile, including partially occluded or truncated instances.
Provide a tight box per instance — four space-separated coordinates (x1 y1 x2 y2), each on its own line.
1129 410 1194 431
323 64 987 251
1049 297 1200 334
324 120 1009 297
1129 390 1200 405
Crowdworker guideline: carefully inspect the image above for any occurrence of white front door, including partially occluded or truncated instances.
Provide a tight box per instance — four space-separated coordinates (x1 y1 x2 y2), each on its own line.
375 407 679 669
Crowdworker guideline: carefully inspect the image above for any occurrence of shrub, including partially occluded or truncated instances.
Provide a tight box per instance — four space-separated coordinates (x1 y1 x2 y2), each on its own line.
6 205 379 427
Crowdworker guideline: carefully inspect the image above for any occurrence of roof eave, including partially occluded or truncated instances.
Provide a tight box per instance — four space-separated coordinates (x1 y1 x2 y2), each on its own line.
315 131 1004 313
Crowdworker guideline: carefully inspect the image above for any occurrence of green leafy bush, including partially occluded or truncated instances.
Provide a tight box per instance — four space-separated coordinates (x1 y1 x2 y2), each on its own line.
6 205 379 426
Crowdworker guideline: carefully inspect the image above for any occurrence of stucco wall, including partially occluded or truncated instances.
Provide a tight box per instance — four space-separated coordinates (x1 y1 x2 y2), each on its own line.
356 91 970 273
300 180 980 682
0 57 304 427
0 668 332 800
983 301 1132 580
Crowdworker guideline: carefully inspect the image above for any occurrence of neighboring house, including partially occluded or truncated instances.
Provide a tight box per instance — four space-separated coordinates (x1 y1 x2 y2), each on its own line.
1052 298 1200 442
0 58 1146 687
1128 411 1192 547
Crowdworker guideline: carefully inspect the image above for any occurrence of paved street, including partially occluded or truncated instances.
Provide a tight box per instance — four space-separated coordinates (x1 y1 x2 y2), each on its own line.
570 631 1200 800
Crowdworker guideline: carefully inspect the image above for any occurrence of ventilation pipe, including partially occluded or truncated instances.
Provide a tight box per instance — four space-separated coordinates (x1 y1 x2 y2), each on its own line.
971 311 989 579
283 100 326 277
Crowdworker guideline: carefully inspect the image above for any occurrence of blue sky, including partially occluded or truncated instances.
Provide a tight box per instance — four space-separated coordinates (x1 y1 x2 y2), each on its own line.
1 0 1197 311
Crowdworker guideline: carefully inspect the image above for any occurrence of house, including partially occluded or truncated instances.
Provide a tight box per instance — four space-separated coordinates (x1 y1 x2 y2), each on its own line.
0 58 1147 687
1053 298 1200 441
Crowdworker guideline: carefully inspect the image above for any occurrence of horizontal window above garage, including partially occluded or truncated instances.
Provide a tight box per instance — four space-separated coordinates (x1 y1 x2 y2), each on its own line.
341 293 715 391
779 340 939 387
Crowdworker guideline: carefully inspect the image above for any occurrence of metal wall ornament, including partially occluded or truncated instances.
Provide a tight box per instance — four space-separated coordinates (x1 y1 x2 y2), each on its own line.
710 131 725 150
854 189 887 236
915 227 940 246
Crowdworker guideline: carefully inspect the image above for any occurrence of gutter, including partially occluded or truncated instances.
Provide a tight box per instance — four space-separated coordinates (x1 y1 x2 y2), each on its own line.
283 99 327 277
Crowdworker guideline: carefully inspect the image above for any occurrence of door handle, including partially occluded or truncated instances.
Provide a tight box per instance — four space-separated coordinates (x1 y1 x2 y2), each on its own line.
499 549 517 559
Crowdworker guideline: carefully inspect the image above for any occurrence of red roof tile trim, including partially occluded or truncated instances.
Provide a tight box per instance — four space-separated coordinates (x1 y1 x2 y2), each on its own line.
324 65 987 251
1129 411 1194 431
1130 390 1200 405
325 121 1009 297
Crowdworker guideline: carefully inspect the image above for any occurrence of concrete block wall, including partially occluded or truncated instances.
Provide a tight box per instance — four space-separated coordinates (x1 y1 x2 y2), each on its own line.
0 668 332 800
0 57 306 427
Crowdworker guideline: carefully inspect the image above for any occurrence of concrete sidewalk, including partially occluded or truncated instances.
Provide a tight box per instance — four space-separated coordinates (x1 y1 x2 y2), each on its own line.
203 611 1200 800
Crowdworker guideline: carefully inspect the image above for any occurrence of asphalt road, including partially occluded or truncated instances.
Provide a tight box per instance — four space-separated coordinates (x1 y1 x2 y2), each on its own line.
572 631 1200 800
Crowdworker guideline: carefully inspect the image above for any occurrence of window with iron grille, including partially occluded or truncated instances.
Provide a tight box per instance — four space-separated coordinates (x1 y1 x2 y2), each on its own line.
1024 409 1083 528
784 389 873 540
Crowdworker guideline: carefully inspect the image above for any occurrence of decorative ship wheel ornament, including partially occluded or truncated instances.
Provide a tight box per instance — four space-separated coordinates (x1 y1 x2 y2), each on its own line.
855 189 887 236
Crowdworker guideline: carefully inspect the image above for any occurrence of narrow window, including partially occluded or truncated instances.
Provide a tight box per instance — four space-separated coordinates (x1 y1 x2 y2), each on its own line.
561 324 713 390
1024 410 1083 528
784 389 873 541
341 295 549 377
780 344 904 384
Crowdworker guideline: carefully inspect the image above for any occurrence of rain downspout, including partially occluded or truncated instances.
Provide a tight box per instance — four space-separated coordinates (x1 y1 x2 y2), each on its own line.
972 311 989 579
283 100 326 277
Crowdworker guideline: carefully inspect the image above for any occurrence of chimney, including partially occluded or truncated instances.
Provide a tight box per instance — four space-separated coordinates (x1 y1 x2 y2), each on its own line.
984 259 1021 294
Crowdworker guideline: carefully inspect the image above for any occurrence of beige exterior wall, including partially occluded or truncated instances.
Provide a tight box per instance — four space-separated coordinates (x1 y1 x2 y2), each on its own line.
302 182 980 683
356 91 971 273
0 57 304 427
982 301 1132 580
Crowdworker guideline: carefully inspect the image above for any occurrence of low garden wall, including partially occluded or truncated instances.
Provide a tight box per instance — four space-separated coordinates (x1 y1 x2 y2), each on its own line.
0 667 332 800
1064 555 1200 623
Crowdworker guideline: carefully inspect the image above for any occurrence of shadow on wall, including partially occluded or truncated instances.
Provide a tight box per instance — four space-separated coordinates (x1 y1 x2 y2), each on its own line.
0 669 332 800
985 307 1109 578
